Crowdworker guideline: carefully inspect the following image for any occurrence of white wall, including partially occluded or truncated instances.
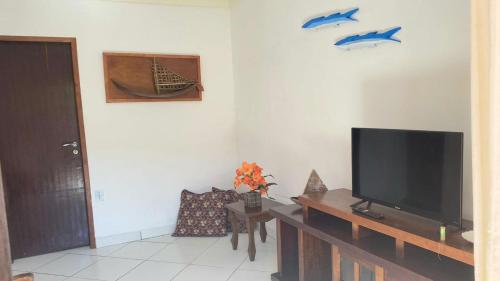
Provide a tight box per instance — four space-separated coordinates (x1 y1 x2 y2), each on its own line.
231 0 473 219
0 0 472 245
0 0 238 242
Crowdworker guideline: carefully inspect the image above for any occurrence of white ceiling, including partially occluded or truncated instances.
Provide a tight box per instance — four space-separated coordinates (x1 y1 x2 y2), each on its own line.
101 0 230 8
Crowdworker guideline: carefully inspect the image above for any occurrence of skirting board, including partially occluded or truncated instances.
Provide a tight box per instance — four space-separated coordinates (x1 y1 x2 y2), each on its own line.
141 225 174 239
95 224 175 248
93 196 291 248
95 231 141 248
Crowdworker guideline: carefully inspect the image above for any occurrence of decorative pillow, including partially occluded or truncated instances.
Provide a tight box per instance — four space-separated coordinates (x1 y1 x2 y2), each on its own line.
212 187 247 233
172 189 227 237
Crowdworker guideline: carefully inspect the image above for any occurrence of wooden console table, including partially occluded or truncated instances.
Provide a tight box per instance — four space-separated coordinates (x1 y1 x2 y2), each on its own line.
299 189 474 266
269 189 474 281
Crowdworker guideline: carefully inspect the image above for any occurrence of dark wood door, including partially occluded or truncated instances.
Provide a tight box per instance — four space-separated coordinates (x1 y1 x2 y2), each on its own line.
0 41 89 259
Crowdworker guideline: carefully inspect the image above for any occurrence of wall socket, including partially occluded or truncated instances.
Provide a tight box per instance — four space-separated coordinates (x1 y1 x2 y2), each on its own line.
95 190 104 202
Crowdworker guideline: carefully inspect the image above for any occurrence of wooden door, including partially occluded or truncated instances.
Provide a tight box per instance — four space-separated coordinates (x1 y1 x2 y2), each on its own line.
0 40 90 258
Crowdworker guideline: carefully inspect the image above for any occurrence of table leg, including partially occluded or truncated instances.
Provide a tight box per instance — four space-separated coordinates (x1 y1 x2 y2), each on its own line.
230 211 239 250
246 219 256 261
260 221 267 242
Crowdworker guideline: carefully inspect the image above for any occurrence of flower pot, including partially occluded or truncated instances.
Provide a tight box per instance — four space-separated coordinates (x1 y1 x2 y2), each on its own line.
244 192 262 209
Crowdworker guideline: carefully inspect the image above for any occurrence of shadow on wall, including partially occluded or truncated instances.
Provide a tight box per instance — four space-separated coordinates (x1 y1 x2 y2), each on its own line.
239 126 350 201
359 62 469 129
359 62 473 219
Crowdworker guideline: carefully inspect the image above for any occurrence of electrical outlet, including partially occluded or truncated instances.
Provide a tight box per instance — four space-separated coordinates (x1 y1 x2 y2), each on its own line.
95 190 104 202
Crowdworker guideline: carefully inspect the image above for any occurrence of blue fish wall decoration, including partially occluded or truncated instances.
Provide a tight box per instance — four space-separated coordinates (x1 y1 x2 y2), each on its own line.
334 27 402 49
302 8 359 29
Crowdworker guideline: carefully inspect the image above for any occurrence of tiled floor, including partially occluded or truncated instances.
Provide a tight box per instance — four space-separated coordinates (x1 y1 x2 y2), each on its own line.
11 233 277 281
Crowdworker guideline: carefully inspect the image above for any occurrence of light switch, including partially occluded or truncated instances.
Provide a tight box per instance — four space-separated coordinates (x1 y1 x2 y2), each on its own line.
95 190 104 202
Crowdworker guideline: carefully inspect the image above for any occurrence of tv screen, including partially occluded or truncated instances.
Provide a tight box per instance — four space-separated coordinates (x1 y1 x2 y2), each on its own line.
351 128 463 227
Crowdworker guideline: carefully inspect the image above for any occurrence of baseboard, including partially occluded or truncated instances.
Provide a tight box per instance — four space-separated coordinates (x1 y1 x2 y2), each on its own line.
140 225 175 239
94 210 282 248
95 224 175 248
96 231 142 248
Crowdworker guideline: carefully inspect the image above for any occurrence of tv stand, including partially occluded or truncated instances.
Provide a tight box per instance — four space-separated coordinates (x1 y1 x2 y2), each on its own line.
350 200 385 219
300 189 473 265
269 189 474 281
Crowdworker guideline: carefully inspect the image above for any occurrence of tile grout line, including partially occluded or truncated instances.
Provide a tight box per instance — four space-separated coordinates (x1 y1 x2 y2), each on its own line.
64 274 107 281
168 263 190 281
63 256 105 280
68 242 131 279
168 237 223 280
231 231 277 279
115 242 169 281
15 254 99 280
189 236 223 264
185 233 266 281
115 259 148 281
21 253 69 273
18 234 278 281
16 243 131 278
68 237 182 280
225 253 249 281
170 236 230 280
15 239 171 280
185 237 220 264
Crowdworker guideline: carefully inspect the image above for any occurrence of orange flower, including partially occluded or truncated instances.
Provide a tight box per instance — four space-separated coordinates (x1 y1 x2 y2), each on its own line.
234 161 276 195
253 164 263 175
241 161 253 176
234 177 242 188
242 176 251 185
257 177 267 186
252 173 261 182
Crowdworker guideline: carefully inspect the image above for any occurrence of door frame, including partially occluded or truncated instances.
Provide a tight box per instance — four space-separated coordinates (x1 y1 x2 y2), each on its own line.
0 164 12 281
0 35 96 249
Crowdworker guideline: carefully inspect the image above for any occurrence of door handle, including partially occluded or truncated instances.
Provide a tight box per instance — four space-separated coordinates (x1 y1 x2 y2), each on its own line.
62 141 78 148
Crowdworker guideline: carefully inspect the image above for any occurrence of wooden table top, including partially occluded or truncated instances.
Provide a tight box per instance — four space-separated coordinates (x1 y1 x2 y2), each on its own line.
226 197 284 218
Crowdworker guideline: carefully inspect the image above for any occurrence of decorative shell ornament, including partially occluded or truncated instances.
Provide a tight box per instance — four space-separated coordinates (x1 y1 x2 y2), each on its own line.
291 169 328 204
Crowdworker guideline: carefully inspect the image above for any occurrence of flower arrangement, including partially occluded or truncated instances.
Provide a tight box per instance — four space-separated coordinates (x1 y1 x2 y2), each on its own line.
234 161 276 196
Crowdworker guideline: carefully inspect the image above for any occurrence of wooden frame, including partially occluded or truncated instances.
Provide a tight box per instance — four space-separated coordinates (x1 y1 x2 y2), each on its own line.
103 52 203 103
0 35 96 249
0 164 12 281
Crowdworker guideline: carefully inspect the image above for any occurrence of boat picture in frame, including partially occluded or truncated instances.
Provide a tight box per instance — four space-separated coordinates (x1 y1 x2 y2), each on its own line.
103 52 204 103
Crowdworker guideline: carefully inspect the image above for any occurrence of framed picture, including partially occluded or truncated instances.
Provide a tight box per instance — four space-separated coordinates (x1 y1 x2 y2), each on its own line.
103 52 203 103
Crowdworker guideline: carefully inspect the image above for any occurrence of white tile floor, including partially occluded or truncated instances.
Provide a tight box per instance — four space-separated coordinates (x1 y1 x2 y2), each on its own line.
11 233 277 281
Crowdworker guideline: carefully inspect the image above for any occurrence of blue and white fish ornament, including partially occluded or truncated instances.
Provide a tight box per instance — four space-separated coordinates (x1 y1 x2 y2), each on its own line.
302 8 359 29
335 27 402 50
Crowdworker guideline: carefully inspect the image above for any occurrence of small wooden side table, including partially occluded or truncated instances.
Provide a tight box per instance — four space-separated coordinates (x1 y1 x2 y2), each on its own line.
226 198 284 261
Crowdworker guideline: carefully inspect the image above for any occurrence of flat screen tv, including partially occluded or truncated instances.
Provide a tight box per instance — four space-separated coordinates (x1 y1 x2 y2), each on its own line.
351 128 463 227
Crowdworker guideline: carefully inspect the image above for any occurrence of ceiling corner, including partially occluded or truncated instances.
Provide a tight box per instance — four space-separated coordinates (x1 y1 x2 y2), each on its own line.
101 0 230 8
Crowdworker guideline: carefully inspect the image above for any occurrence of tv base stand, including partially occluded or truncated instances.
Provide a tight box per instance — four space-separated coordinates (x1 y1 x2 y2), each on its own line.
350 200 384 219
269 189 474 281
299 189 473 265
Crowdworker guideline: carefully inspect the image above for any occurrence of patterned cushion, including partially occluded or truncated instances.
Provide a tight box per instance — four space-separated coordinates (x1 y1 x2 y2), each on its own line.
212 187 247 233
172 189 227 237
